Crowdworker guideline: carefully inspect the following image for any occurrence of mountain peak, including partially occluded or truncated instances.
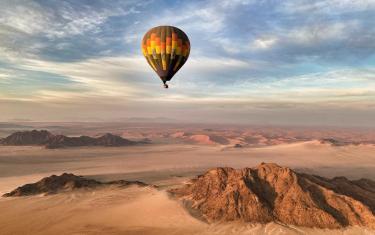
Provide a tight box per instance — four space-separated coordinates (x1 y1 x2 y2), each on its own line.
0 130 138 148
169 163 375 229
0 130 53 145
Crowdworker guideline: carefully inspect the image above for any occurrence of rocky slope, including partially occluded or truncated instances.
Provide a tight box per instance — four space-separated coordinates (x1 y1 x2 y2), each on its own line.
0 130 53 145
0 130 138 148
320 138 353 146
96 133 135 146
169 163 375 229
3 173 148 197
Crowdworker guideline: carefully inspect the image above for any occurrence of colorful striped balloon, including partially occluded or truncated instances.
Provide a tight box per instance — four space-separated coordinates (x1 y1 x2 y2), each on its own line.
141 26 190 88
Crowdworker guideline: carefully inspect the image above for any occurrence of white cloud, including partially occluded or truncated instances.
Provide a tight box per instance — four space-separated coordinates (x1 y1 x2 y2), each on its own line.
4 51 374 107
250 37 278 50
0 3 50 35
0 68 12 81
219 0 255 8
151 6 224 34
0 0 142 40
279 0 375 15
287 21 359 45
19 56 147 98
188 56 251 70
233 69 375 105
4 53 255 103
150 0 255 35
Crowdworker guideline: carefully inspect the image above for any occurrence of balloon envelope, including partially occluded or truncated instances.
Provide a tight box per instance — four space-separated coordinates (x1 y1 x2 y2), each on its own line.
141 26 190 87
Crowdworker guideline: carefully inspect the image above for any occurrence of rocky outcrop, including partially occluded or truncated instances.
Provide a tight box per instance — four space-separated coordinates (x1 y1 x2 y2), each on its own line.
169 163 375 229
320 138 352 146
45 135 97 148
3 173 148 197
95 133 135 146
0 130 53 145
0 130 138 148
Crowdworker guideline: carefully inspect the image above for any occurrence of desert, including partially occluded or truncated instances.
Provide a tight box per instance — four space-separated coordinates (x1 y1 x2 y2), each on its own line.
0 123 375 234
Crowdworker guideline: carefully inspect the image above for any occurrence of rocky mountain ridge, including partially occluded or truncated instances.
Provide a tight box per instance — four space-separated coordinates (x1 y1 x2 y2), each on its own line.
0 130 140 148
3 173 148 197
169 163 375 229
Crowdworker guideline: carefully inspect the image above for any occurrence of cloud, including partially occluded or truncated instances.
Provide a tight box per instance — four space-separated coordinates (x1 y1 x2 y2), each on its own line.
0 1 49 35
250 37 278 50
279 0 375 15
0 0 148 61
0 0 143 38
149 0 251 34
1 0 375 126
7 54 260 101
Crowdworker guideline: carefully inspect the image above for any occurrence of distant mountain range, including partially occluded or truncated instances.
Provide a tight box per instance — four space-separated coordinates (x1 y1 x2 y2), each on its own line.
170 163 375 229
0 130 143 148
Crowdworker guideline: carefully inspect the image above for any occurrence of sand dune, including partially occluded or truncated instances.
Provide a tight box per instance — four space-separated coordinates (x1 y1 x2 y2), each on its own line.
189 134 217 145
0 186 204 235
0 186 373 235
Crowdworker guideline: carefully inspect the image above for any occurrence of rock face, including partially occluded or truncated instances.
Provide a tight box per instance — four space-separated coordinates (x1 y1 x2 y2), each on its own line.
169 163 375 229
234 144 243 148
45 135 97 148
0 130 138 148
0 130 53 145
95 133 135 146
3 173 148 197
320 138 352 146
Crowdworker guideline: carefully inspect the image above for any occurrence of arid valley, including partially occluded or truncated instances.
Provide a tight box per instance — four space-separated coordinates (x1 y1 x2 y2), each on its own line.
0 122 374 234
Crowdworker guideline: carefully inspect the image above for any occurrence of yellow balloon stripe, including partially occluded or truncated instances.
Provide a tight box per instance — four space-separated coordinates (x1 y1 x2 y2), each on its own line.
146 56 157 71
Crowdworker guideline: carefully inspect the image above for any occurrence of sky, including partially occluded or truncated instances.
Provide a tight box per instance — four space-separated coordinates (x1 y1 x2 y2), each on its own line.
0 0 375 126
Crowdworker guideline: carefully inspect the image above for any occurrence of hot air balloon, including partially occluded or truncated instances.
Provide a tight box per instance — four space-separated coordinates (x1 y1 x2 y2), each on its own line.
141 26 190 88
